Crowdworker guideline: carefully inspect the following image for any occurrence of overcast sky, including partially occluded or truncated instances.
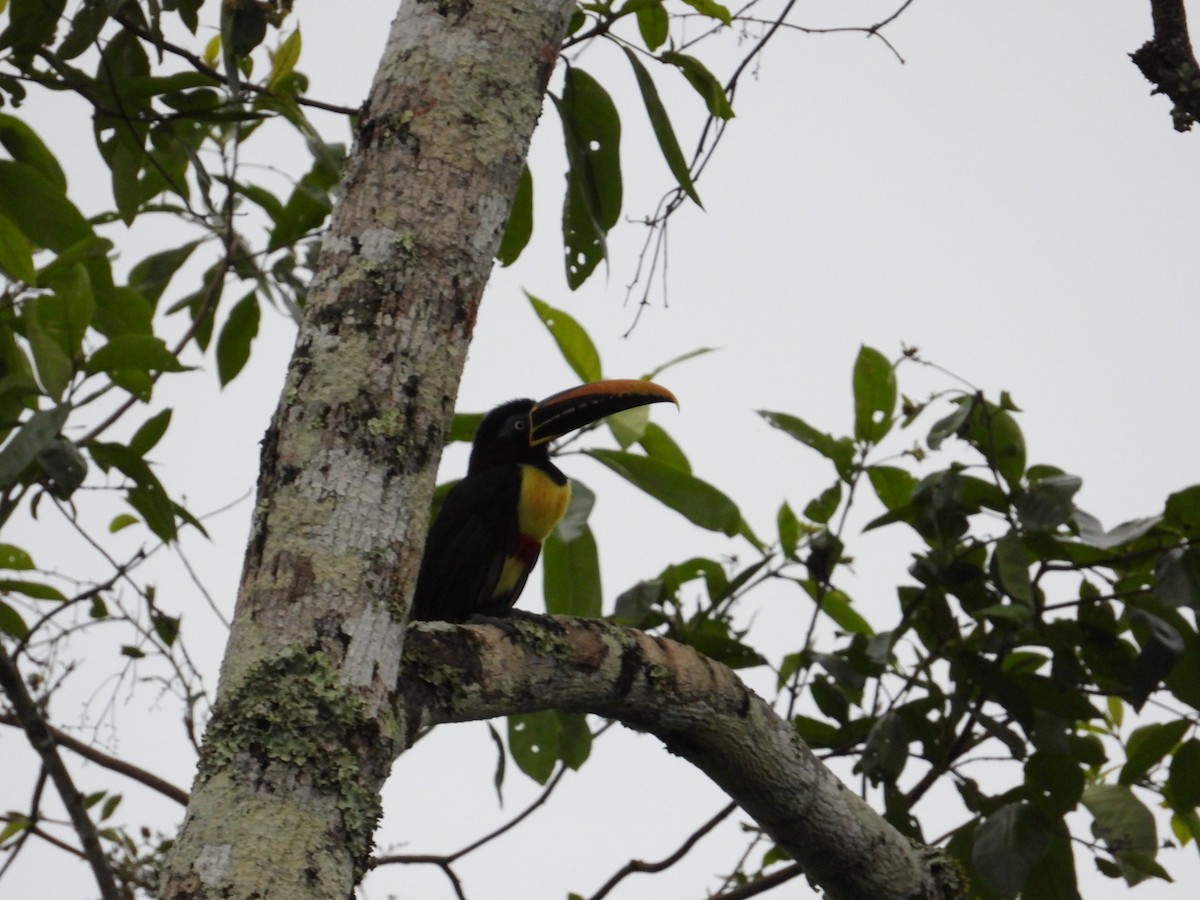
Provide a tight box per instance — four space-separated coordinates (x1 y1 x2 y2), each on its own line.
4 2 1198 898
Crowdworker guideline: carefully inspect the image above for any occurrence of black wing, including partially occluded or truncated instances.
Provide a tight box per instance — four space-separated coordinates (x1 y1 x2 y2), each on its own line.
410 466 521 622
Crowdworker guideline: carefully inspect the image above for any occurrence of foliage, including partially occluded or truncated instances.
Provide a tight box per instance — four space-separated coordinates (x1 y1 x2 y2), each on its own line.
4 1 1193 899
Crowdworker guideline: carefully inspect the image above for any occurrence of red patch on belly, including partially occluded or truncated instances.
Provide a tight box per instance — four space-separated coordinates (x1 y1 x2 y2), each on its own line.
514 533 541 563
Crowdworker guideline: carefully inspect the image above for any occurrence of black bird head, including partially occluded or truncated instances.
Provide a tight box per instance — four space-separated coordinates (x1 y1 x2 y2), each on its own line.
468 379 677 474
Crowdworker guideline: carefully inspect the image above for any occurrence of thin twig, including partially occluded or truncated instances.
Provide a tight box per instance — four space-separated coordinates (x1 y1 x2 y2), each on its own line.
709 862 804 899
588 802 737 900
0 714 189 806
0 645 121 900
113 12 359 117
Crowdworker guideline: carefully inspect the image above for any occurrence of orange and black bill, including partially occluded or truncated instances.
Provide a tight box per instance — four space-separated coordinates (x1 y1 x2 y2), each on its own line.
529 379 678 445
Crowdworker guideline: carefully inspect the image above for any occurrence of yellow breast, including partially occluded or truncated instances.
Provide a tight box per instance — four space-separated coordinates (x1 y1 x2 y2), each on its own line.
517 465 571 541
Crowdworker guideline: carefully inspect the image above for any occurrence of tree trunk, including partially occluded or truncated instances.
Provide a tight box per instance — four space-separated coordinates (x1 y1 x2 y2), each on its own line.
159 1 577 896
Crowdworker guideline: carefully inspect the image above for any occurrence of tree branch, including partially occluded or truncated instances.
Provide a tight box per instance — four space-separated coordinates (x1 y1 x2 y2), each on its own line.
0 714 189 805
400 618 958 900
0 644 121 900
588 801 736 900
1131 0 1200 130
711 862 805 899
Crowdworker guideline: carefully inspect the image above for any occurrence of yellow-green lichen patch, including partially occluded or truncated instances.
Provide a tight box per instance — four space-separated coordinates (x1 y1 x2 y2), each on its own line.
367 408 402 437
198 647 387 875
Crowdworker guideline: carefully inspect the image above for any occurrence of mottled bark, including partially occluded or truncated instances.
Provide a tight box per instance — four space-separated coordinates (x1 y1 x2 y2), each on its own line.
159 1 577 896
401 619 962 900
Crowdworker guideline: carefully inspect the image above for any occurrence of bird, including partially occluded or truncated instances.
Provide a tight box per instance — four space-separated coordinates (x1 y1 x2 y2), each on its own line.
410 379 677 622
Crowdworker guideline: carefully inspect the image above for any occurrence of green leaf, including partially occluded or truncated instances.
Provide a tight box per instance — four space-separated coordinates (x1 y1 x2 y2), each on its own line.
1021 816 1081 900
0 599 27 638
0 211 35 283
526 293 602 382
556 67 622 288
89 441 177 542
638 427 696 475
759 410 855 480
126 484 178 543
216 291 260 386
496 163 533 266
37 263 95 358
634 1 668 51
587 449 742 536
108 513 138 533
21 300 73 399
607 404 651 449
0 579 65 601
674 620 765 669
507 711 559 785
0 113 66 189
867 465 916 512
1164 484 1200 534
1024 751 1085 816
803 481 842 524
1076 514 1162 550
852 345 896 442
129 409 172 457
57 0 108 60
268 29 302 91
0 0 68 54
556 711 591 770
993 531 1033 605
84 335 188 393
612 579 662 624
92 286 153 339
1130 610 1185 709
660 52 734 119
818 588 874 636
1120 720 1190 785
543 523 601 617
927 399 972 450
623 48 701 207
0 405 69 489
777 501 800 558
152 611 180 646
1082 784 1160 885
968 400 1026 489
1016 473 1082 532
680 0 732 25
855 712 908 784
1169 739 1200 808
1154 546 1200 608
447 413 482 444
555 481 595 543
642 346 716 382
128 241 201 310
971 802 1055 897
37 436 86 499
0 544 34 570
267 156 339 251
792 714 841 747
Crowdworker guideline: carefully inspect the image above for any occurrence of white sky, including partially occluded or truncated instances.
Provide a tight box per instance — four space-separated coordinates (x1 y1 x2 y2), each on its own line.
3 1 1198 898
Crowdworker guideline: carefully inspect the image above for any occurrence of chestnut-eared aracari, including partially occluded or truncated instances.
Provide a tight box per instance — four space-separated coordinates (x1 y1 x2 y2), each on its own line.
411 379 677 622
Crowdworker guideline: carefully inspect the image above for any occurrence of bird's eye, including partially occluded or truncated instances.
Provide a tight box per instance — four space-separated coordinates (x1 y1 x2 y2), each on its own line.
512 418 526 431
